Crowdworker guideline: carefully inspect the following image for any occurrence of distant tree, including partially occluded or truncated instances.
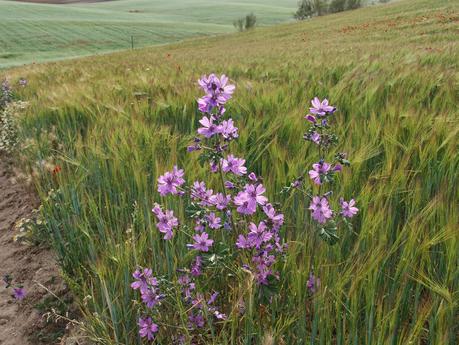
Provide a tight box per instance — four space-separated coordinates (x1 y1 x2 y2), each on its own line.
329 0 346 13
233 18 245 32
245 13 257 30
313 0 328 16
233 13 257 31
346 0 362 10
295 0 362 20
294 0 314 20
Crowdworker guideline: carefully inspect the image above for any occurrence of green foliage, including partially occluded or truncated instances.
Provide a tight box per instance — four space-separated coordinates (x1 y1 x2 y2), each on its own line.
346 0 362 10
233 18 245 32
314 0 329 15
33 293 73 343
234 13 257 32
245 13 257 30
318 221 339 245
294 0 315 20
296 0 363 17
5 0 459 343
0 101 26 154
329 0 347 13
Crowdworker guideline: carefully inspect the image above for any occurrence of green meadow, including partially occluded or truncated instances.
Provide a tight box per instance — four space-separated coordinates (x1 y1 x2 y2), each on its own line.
3 0 459 343
0 0 297 68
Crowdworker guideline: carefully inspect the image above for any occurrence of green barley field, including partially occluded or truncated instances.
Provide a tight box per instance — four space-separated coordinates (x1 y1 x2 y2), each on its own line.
0 0 298 68
3 0 459 343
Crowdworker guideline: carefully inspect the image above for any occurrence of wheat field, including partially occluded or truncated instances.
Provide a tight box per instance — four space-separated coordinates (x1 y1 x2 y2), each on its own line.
3 0 459 343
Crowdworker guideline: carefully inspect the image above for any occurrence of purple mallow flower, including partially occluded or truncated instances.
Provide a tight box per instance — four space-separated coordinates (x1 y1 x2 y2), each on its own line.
308 162 331 185
252 252 276 285
190 256 202 277
187 144 200 152
233 191 256 215
152 203 178 240
188 311 205 329
13 287 26 300
191 232 214 252
141 286 163 308
236 234 251 249
262 203 284 231
234 183 268 215
220 119 239 140
305 114 317 123
247 222 272 249
340 198 358 218
209 193 231 210
194 219 205 232
207 291 219 305
222 155 247 176
178 274 195 300
309 196 333 224
206 212 222 229
197 97 213 113
210 160 219 173
131 268 156 291
310 132 321 144
187 138 201 152
138 317 159 341
197 74 235 111
157 166 185 196
245 184 268 206
309 97 336 116
224 181 235 189
197 116 221 138
131 268 163 309
191 181 213 206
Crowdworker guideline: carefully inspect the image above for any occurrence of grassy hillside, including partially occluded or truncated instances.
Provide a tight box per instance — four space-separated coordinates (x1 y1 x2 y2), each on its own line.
0 0 297 68
4 0 459 343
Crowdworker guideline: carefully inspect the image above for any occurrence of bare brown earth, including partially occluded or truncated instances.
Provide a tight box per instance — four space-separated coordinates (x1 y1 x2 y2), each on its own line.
0 157 83 345
12 0 113 4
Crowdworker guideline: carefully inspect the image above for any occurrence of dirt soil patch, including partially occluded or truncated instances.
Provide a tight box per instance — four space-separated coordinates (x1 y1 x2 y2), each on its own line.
0 157 83 345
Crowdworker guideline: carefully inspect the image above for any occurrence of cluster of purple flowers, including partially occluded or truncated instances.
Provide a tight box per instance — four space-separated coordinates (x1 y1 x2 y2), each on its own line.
188 74 285 286
187 75 239 154
285 97 360 294
152 203 178 240
157 166 185 196
308 161 342 185
303 97 359 227
131 268 162 340
197 74 235 114
340 198 358 218
235 213 285 284
295 97 360 290
177 273 227 331
132 74 287 341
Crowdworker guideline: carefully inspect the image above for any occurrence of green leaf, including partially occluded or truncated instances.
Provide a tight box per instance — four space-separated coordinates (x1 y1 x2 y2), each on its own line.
318 222 339 245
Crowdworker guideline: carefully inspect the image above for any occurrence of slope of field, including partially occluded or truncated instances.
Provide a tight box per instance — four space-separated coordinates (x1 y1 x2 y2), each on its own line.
0 0 297 68
4 0 459 343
